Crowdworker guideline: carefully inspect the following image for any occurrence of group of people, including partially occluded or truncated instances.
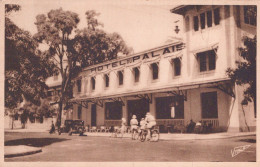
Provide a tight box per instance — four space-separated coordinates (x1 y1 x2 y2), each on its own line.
120 112 156 138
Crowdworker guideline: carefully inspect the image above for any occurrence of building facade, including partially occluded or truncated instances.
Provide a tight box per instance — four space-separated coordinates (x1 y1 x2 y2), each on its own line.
69 5 256 132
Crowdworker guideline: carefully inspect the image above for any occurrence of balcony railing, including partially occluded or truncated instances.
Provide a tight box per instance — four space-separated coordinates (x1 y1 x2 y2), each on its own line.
156 119 185 126
201 119 219 127
104 120 121 126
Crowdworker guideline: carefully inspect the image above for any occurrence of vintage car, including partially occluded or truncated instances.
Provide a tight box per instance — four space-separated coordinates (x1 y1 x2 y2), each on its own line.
58 120 86 136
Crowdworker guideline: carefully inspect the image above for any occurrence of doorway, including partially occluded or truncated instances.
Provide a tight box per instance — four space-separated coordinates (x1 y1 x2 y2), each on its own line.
127 99 149 124
91 104 97 126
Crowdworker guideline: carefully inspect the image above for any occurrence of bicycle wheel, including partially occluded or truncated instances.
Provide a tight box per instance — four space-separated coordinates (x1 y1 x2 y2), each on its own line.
135 130 140 140
132 129 138 140
140 130 146 142
151 130 159 142
131 131 135 140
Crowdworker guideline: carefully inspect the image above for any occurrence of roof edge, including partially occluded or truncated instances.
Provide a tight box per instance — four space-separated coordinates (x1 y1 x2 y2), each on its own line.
170 5 188 15
82 40 183 72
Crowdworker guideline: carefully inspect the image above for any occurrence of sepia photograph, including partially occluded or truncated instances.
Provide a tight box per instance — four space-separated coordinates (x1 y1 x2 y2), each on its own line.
2 0 258 165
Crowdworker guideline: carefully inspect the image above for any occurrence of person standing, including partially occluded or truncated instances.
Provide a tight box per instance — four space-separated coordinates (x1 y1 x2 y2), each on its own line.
144 112 156 139
49 121 55 134
121 117 127 133
130 115 138 132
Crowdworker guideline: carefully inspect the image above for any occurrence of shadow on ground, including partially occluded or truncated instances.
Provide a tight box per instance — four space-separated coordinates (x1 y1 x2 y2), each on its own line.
237 138 256 143
5 138 70 147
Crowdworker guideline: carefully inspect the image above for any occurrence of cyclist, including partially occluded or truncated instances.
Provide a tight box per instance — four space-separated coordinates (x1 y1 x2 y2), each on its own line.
140 118 146 130
144 112 156 140
130 115 138 132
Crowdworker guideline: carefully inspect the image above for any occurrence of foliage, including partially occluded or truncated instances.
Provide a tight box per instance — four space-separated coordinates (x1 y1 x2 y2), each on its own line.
226 35 256 115
21 98 56 124
5 4 57 109
37 98 57 118
5 4 21 14
70 29 131 68
246 6 257 18
34 8 81 126
85 10 104 30
34 8 131 126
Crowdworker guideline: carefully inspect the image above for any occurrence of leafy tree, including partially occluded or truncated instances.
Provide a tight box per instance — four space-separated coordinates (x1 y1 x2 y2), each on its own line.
5 4 57 109
85 10 104 30
226 35 256 117
37 98 57 118
5 4 20 14
33 8 80 126
34 8 131 127
71 28 131 68
21 98 56 125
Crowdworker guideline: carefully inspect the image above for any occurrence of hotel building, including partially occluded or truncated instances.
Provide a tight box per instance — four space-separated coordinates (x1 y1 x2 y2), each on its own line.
69 5 256 132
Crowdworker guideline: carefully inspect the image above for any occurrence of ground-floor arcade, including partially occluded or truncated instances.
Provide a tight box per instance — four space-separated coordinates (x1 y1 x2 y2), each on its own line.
68 80 256 133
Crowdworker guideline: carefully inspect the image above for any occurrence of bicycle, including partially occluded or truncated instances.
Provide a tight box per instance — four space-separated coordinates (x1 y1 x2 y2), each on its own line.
139 126 159 142
131 127 140 140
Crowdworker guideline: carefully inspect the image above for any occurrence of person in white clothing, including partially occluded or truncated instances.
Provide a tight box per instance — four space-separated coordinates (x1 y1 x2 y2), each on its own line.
144 112 156 139
121 117 127 133
130 115 138 132
140 118 146 130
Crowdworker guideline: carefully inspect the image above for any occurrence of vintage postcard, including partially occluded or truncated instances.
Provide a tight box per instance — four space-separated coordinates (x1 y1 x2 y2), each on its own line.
1 0 259 166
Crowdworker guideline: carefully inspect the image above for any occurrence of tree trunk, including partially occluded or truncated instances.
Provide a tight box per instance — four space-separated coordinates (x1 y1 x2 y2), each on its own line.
57 101 63 128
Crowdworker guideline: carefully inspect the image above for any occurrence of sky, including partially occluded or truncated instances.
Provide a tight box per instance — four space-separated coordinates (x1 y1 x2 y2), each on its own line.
8 0 183 53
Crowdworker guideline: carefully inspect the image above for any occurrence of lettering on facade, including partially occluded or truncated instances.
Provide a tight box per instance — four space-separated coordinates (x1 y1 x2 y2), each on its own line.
90 43 185 72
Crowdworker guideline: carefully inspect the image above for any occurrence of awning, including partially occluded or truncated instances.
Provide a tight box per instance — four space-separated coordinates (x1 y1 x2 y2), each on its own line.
164 51 182 60
69 77 231 103
192 43 219 56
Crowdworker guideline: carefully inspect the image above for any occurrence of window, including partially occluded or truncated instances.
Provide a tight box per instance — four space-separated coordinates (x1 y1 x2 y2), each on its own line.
118 71 123 85
244 6 257 26
208 52 216 70
133 67 140 83
91 77 95 90
199 53 207 72
207 11 212 27
151 63 159 80
193 8 220 31
105 74 109 87
156 96 184 119
185 16 190 32
214 8 220 25
78 105 82 119
53 90 58 96
197 50 216 72
201 92 218 118
200 13 206 29
105 102 122 120
172 58 181 76
47 91 52 97
194 16 199 31
77 79 81 92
